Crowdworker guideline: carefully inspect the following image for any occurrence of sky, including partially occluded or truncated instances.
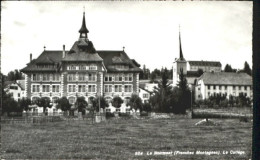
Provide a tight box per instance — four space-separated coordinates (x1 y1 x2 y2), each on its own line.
1 1 252 75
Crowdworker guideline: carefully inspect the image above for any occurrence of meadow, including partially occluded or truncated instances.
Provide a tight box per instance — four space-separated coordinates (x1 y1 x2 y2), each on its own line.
1 117 252 159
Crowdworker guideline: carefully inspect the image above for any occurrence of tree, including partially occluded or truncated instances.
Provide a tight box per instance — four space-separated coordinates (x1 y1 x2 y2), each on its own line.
35 97 52 114
151 68 173 112
129 94 143 111
56 97 71 111
75 97 88 114
143 102 152 112
92 96 108 112
112 96 123 108
243 61 252 76
6 69 23 81
150 72 156 83
197 69 204 76
18 97 31 111
174 68 191 114
224 64 236 72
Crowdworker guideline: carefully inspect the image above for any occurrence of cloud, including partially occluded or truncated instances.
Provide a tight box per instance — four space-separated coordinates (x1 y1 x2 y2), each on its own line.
14 21 25 26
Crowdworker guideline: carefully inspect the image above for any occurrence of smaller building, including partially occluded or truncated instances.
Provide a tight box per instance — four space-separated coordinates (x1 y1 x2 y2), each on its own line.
187 61 222 72
195 72 252 101
4 80 26 101
139 87 152 103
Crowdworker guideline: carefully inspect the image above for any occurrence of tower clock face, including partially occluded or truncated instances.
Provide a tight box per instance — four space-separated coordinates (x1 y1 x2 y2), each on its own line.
82 33 86 37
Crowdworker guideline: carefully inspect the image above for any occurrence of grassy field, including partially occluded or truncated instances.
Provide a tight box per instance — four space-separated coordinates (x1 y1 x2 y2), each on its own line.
1 117 252 160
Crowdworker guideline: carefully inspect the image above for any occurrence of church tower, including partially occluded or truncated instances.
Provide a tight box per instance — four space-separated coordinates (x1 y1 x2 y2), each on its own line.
173 28 187 87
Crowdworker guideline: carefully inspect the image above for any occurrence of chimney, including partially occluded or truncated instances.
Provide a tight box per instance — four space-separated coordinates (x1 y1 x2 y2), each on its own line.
62 45 65 58
30 53 32 62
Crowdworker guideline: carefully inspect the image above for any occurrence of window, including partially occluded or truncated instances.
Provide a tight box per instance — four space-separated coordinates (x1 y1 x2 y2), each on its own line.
105 75 113 82
104 85 112 92
52 85 60 92
88 85 96 92
207 85 210 90
125 74 133 81
88 73 96 81
52 97 59 103
18 93 20 97
32 85 40 92
233 86 236 90
244 93 247 96
198 95 201 98
115 85 122 92
78 74 86 81
198 88 200 91
115 75 123 82
116 108 120 112
213 85 216 90
106 108 111 112
52 74 60 81
124 85 132 92
143 93 149 98
245 86 247 90
68 97 76 104
225 86 227 90
79 65 86 70
219 85 222 90
78 85 86 92
89 64 97 70
68 85 76 92
68 65 77 70
68 74 76 81
42 74 50 81
239 86 241 90
32 74 37 81
42 85 50 92
10 86 18 90
208 92 210 96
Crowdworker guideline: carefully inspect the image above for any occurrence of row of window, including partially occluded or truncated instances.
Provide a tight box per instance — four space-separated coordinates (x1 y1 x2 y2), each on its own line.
104 85 133 93
67 64 97 70
207 92 249 97
32 85 60 93
32 74 60 81
207 85 251 90
36 64 55 69
104 74 133 82
67 73 96 82
67 85 96 92
31 84 134 93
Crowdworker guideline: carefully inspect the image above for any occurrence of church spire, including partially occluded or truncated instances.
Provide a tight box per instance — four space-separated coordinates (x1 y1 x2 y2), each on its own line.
179 26 185 61
79 11 89 38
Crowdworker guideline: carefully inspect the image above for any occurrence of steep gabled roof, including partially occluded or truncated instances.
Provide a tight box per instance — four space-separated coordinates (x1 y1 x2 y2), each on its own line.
63 41 102 62
21 49 141 73
188 61 221 67
97 50 142 73
21 50 64 72
198 72 252 86
17 80 25 90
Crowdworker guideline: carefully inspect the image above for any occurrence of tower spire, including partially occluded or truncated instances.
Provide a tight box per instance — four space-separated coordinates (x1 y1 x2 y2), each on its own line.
179 25 185 61
79 10 89 38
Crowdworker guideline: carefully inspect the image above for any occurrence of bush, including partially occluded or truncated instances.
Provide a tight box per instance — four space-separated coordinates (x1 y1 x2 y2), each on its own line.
119 112 131 118
140 111 148 116
105 112 115 118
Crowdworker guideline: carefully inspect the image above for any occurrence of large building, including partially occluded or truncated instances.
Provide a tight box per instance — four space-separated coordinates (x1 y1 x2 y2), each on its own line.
195 72 252 101
21 12 142 105
173 31 222 88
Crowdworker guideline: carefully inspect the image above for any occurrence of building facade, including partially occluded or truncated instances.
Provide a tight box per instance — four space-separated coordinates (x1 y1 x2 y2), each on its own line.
21 12 142 105
195 72 252 101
